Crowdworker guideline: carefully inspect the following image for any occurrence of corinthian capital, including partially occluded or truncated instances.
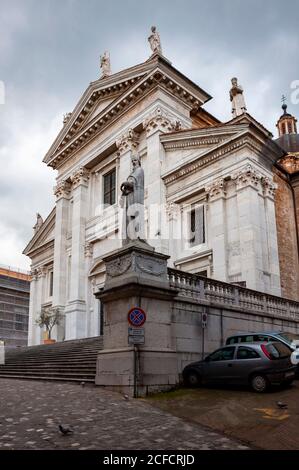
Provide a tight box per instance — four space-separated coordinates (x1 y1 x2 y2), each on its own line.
232 164 261 190
71 167 90 189
205 178 226 200
143 106 182 136
261 176 277 199
116 128 139 155
53 180 72 199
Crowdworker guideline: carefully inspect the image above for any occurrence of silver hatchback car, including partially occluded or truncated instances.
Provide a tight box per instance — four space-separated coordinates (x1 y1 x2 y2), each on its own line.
182 342 296 392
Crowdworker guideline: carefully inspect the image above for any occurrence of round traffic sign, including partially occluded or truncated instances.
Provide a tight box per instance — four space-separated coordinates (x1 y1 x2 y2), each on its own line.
128 307 146 327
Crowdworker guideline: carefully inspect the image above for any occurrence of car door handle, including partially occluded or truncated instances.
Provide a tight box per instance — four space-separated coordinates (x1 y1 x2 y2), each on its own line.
227 364 233 367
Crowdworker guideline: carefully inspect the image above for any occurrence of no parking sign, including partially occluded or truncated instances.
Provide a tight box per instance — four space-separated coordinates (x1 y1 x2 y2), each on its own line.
128 307 146 327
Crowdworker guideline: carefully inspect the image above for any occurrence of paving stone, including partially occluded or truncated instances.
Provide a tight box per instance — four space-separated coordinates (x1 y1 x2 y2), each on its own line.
0 379 250 450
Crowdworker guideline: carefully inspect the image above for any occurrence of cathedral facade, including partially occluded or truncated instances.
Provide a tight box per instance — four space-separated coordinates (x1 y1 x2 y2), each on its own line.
24 31 299 345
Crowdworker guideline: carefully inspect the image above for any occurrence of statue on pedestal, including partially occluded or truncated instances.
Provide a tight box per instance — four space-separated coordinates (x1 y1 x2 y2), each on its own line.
120 153 145 244
100 51 111 78
148 26 162 55
33 213 43 234
230 77 247 118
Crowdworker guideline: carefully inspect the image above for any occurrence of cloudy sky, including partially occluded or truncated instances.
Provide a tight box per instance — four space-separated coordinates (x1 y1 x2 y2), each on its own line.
0 0 298 270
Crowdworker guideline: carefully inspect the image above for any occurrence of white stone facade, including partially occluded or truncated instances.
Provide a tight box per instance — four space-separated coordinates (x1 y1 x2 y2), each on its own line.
24 53 284 345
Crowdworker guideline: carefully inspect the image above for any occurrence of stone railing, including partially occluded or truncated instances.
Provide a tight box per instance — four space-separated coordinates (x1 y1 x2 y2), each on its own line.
168 268 299 322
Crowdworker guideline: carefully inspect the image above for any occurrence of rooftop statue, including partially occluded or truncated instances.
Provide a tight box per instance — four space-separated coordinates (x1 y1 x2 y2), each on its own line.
230 77 247 118
148 26 162 55
100 51 111 78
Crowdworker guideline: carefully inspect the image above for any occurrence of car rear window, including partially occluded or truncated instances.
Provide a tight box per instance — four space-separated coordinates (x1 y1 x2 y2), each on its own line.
265 342 290 359
236 346 260 359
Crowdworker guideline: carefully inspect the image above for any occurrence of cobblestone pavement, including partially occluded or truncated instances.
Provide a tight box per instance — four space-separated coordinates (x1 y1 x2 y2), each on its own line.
0 379 249 450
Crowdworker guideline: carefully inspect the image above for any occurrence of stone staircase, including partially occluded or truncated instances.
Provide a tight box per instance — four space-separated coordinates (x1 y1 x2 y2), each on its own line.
0 336 103 383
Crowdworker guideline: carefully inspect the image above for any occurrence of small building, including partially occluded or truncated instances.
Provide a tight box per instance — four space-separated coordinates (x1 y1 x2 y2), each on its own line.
0 265 30 348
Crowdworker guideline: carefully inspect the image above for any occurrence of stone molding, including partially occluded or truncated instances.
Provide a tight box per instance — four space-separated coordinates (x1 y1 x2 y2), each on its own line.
45 63 207 169
116 128 139 155
53 180 72 199
71 167 90 189
261 176 277 199
162 136 227 151
163 137 248 185
205 178 226 200
30 268 39 281
143 106 182 136
232 164 260 190
106 254 132 278
135 254 167 276
84 243 94 258
165 202 180 220
35 266 47 278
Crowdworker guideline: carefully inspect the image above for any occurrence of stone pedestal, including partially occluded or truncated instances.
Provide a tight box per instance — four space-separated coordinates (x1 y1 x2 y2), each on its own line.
95 240 178 396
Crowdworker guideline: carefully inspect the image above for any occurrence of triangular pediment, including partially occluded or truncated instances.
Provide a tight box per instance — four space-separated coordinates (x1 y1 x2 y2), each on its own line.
225 112 273 138
23 208 56 257
43 54 212 170
161 124 247 151
84 97 116 126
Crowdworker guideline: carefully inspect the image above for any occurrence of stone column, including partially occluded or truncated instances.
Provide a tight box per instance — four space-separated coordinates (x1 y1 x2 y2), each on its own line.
34 266 47 344
261 177 281 296
143 106 181 252
84 242 94 337
232 165 264 291
206 178 227 281
52 180 71 341
64 167 89 340
28 269 38 346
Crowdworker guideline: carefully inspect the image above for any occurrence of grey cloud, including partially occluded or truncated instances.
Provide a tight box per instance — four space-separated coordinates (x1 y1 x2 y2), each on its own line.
0 0 298 268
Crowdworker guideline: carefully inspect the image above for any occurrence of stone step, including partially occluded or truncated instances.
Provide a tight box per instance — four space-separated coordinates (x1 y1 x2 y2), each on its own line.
0 336 103 383
0 375 96 382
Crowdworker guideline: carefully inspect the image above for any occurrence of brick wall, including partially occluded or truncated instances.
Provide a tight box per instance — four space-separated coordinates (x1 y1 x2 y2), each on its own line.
273 168 299 301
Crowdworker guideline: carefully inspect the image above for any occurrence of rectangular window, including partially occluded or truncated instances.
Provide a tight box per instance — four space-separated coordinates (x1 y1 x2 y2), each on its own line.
189 204 205 247
49 271 54 297
103 169 116 206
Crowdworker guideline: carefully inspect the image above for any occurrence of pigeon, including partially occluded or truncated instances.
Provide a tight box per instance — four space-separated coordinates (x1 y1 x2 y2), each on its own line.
59 424 74 435
80 381 85 388
276 401 288 409
123 394 129 401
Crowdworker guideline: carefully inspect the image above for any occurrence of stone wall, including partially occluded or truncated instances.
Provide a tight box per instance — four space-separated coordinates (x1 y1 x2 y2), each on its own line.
273 168 299 301
173 299 299 374
169 267 299 374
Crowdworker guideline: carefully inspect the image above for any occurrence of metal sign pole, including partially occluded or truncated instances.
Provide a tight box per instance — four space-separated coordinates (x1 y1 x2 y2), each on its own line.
133 346 138 398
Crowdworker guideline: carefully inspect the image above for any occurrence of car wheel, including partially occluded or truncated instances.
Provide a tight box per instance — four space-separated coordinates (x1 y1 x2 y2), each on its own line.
250 374 268 393
184 370 201 387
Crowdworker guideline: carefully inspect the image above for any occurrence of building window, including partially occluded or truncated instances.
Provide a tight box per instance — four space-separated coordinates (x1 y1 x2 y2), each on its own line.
49 271 53 297
189 204 205 247
103 169 116 206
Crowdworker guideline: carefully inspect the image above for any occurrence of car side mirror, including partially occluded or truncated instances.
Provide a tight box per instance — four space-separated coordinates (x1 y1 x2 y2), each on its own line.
205 356 210 362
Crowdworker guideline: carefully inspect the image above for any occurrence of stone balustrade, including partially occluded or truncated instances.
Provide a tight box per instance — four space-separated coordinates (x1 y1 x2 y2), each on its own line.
168 268 299 322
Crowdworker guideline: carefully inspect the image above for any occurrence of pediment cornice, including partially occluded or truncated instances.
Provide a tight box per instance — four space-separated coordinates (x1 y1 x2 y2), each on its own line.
162 129 281 185
23 208 56 257
43 55 212 170
160 125 248 150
